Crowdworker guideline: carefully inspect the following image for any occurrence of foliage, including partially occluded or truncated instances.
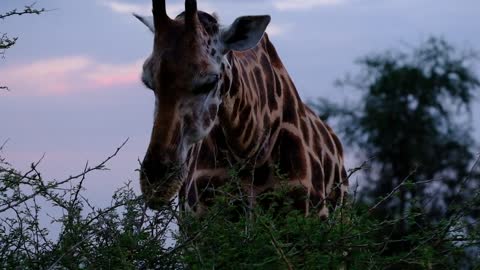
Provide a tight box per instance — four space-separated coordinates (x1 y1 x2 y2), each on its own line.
180 162 480 270
312 37 480 222
1 141 479 269
0 141 181 269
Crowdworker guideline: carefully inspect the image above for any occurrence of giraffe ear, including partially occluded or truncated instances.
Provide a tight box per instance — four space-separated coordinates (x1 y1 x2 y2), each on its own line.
221 15 271 52
133 13 155 33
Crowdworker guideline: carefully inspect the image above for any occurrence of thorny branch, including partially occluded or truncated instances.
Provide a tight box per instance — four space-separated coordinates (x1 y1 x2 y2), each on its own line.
0 34 17 51
1 4 48 89
347 156 375 179
261 220 294 270
0 139 185 268
0 139 129 213
0 4 47 52
368 169 418 212
0 3 46 20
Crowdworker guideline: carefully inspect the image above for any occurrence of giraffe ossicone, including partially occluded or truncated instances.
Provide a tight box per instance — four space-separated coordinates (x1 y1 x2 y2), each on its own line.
136 0 348 218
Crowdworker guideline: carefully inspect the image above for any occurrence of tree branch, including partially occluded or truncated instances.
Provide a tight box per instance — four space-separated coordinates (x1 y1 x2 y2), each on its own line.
0 4 46 20
368 178 436 213
0 139 129 213
0 34 17 51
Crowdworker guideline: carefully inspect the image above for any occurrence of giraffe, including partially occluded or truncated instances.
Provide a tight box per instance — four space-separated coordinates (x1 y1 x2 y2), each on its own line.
135 0 348 218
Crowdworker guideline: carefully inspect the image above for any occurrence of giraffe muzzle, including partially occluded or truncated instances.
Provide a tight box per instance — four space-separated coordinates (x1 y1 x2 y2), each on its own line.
140 157 186 209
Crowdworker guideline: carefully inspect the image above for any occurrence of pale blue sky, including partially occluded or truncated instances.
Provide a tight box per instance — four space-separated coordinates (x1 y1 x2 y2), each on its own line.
1 0 479 206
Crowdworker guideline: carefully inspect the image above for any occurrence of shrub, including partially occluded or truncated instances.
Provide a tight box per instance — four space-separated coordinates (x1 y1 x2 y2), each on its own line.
1 142 478 269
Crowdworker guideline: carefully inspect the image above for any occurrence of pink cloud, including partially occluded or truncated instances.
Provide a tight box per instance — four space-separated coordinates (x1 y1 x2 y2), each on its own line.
1 56 143 96
86 61 142 88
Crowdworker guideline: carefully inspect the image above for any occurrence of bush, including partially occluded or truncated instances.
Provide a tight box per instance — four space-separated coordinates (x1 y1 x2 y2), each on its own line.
1 142 478 269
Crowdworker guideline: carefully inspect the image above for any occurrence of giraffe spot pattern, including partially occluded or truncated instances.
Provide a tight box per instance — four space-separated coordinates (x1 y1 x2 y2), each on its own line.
275 129 307 180
282 87 298 126
329 165 341 202
300 118 311 144
310 154 324 194
331 133 344 158
316 120 336 155
264 35 283 69
253 67 267 108
323 157 333 186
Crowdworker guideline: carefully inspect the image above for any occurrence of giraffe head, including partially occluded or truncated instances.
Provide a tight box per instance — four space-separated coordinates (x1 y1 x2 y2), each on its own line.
136 0 270 209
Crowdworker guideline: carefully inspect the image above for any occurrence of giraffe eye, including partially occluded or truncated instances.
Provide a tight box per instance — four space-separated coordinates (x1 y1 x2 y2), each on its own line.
193 75 219 95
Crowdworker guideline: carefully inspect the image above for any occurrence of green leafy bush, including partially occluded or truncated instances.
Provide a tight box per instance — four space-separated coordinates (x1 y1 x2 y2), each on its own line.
1 142 478 269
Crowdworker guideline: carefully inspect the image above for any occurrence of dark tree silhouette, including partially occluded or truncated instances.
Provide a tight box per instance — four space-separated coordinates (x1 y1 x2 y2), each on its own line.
313 37 480 222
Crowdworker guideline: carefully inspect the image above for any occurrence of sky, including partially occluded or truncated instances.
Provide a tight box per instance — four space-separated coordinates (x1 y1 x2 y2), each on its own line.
1 0 480 207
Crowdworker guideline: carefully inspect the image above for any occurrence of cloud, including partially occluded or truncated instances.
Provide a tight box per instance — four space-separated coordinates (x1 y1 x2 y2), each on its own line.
266 23 293 37
273 0 346 11
100 0 216 17
1 56 143 96
100 1 290 36
101 1 150 14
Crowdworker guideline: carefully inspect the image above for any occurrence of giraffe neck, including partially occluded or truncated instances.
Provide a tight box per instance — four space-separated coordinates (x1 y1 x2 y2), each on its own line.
183 35 348 217
217 35 290 164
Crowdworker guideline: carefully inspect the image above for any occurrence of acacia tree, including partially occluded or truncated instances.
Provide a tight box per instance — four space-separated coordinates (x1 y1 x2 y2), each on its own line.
314 37 480 222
